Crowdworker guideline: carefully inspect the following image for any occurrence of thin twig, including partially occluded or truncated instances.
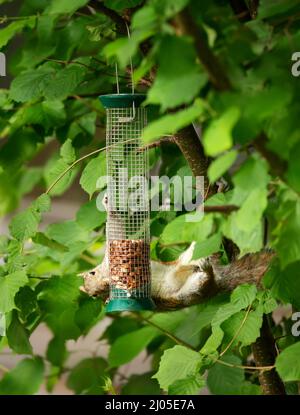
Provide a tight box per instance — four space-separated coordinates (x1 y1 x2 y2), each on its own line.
220 304 252 357
45 137 167 195
216 359 275 372
132 313 197 351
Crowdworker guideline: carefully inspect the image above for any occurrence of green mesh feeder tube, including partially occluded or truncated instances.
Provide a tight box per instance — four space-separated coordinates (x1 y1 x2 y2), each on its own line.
99 94 156 313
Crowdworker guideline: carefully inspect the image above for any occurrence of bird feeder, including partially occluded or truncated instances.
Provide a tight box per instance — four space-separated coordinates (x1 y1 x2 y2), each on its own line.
99 94 155 313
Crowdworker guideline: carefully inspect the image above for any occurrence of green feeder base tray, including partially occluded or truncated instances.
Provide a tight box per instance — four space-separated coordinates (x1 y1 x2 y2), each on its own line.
106 297 156 313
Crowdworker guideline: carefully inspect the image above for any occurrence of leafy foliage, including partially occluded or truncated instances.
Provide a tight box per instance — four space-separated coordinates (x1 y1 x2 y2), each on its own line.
0 0 299 396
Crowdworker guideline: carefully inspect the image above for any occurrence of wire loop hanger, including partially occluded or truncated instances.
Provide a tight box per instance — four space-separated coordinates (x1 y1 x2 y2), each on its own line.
115 22 136 123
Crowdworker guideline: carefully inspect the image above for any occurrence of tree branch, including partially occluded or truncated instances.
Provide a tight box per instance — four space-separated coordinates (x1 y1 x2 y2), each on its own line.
229 0 257 22
252 133 288 179
173 125 211 195
251 315 286 395
88 0 128 35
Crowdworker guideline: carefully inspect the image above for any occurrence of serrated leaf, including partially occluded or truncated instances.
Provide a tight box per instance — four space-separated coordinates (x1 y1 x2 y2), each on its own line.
0 357 44 395
43 66 85 100
9 208 40 242
230 284 257 309
168 373 205 395
0 271 28 313
9 68 52 103
153 345 202 391
46 220 89 247
32 193 51 213
222 309 263 347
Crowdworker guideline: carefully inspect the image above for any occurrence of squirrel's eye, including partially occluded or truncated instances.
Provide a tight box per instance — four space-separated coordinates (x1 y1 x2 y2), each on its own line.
90 271 96 275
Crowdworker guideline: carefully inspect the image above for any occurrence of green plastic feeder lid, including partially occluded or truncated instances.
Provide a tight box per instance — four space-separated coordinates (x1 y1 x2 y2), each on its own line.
99 93 146 109
106 297 156 313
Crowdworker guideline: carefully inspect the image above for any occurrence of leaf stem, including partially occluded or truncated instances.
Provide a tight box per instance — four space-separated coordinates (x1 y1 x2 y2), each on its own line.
219 304 252 357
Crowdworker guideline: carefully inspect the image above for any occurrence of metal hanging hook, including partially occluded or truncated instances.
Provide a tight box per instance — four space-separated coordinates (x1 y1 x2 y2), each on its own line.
115 22 136 123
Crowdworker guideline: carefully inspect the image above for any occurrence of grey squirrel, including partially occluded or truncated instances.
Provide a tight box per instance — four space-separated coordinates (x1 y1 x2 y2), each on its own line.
80 196 273 310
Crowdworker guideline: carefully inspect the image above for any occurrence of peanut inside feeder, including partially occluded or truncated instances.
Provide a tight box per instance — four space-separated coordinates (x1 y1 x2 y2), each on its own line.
99 94 155 313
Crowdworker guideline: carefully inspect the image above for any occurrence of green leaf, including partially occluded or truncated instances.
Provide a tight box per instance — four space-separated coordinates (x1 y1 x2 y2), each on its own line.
0 271 28 313
0 17 36 49
67 357 107 394
161 214 213 245
276 343 300 381
75 296 104 334
43 66 85 101
47 0 89 15
10 66 85 103
80 153 106 198
147 36 207 110
76 200 106 231
121 372 161 395
0 357 44 395
9 68 53 103
275 201 300 268
142 99 205 143
9 208 40 242
264 261 300 309
7 311 32 355
37 275 81 339
150 0 189 18
203 107 240 156
230 284 257 309
208 150 238 183
60 139 76 164
168 374 205 395
104 0 143 11
234 187 268 232
207 355 261 395
46 337 67 367
108 326 158 368
32 193 51 213
222 309 263 347
192 233 222 259
153 345 203 391
14 286 38 319
46 220 89 247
